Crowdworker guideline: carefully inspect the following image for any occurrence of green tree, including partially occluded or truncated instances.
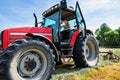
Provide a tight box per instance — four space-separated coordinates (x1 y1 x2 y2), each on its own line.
95 23 111 46
105 30 119 47
116 27 120 46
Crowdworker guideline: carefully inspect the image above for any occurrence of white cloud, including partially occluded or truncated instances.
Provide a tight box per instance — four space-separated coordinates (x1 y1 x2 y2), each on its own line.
76 0 120 33
77 0 120 14
86 15 120 33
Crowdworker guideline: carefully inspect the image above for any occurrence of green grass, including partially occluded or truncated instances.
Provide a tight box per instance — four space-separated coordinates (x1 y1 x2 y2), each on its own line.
51 48 120 80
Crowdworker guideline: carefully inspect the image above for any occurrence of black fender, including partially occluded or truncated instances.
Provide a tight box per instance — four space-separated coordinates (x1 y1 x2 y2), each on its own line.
26 33 59 62
86 29 93 35
70 29 94 46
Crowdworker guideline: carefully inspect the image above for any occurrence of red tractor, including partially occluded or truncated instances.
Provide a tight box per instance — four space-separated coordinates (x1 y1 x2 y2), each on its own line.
0 0 99 80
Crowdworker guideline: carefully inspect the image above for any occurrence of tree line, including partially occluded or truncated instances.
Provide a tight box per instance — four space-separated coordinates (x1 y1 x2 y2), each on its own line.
95 23 120 48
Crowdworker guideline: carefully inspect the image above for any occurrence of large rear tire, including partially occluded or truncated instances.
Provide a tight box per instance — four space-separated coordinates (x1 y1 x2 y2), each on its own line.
0 38 55 80
73 34 99 67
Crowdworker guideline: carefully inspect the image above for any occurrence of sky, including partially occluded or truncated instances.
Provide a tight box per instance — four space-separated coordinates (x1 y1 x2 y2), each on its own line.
0 0 120 33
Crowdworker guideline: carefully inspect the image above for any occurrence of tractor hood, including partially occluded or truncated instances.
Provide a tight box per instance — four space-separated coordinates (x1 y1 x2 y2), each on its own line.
1 27 52 49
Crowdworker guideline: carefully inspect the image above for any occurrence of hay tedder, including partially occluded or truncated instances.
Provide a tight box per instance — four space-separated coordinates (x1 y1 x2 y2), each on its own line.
100 51 120 62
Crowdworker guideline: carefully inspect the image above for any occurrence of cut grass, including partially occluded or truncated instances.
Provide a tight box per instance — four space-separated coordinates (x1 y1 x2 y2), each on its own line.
85 63 120 80
51 48 120 80
51 63 120 80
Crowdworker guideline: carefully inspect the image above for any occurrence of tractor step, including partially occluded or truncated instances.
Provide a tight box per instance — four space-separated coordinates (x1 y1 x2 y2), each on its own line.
61 47 73 51
61 47 73 58
0 49 2 54
60 42 70 48
61 54 73 58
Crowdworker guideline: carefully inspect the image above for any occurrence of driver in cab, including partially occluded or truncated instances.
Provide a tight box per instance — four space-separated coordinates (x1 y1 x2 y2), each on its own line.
60 20 71 42
60 20 71 30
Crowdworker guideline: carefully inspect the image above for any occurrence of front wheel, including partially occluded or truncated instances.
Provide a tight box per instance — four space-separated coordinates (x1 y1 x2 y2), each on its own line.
0 38 55 80
73 34 99 67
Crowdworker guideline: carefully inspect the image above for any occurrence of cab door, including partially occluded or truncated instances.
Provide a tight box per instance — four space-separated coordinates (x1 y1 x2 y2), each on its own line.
75 1 86 38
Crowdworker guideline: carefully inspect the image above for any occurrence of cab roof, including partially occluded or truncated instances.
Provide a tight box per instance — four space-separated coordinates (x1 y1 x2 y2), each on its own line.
42 4 75 21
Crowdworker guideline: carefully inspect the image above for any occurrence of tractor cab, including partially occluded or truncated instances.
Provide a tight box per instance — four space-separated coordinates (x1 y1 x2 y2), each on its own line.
42 0 86 51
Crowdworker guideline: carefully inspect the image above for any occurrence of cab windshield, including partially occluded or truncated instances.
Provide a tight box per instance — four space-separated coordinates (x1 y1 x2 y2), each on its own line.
43 11 60 42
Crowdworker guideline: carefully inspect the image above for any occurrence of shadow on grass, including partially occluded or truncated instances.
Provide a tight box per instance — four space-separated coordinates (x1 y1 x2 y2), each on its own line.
53 64 82 75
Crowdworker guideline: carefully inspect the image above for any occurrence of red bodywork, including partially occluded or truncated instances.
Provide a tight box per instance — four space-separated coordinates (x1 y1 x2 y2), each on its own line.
1 27 52 49
1 26 93 50
70 30 81 46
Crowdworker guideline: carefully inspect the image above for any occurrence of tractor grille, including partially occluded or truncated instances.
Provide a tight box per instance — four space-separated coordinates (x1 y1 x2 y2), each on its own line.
9 33 28 43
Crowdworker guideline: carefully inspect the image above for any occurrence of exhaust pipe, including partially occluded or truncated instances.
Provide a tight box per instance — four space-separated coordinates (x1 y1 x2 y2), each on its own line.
33 13 38 27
